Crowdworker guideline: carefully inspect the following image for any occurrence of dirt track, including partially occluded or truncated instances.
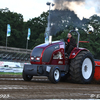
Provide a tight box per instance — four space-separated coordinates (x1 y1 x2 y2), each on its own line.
0 75 100 99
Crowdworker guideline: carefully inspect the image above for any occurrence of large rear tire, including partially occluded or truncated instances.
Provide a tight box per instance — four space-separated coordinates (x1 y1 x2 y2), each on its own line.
49 66 61 84
22 71 33 81
70 51 95 83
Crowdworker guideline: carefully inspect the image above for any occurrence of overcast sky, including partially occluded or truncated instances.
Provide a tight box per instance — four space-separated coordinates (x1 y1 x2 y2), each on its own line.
0 0 100 22
0 0 54 21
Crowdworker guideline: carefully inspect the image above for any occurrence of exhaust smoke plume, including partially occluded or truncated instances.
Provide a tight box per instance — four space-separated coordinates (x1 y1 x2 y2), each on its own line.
44 0 100 39
54 0 85 10
49 9 83 35
54 0 100 19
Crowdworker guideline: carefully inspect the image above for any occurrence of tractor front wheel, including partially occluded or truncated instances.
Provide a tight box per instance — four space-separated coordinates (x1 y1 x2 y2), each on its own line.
22 71 33 81
49 66 61 83
70 51 95 83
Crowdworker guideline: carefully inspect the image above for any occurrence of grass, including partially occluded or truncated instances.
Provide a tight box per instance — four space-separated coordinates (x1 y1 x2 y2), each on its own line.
0 72 22 75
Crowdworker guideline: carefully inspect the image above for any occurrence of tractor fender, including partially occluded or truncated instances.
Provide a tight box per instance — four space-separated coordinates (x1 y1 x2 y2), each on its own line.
69 47 89 59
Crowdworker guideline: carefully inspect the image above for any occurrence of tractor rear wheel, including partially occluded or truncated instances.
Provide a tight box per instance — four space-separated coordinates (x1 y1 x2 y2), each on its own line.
70 51 95 83
22 71 33 81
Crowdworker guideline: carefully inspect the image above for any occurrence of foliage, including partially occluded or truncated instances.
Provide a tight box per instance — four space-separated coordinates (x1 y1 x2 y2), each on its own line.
0 8 100 59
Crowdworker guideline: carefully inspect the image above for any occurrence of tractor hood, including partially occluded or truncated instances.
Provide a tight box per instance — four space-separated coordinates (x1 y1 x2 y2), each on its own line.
36 41 61 48
30 41 64 64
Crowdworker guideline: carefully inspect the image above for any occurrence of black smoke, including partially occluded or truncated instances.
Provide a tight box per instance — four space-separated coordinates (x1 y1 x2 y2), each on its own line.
54 0 100 13
54 0 85 10
48 0 85 36
49 9 83 35
45 0 100 36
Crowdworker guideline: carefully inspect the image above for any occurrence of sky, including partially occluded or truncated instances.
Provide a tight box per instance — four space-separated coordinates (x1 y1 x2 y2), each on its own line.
66 1 100 20
0 0 100 21
0 0 54 21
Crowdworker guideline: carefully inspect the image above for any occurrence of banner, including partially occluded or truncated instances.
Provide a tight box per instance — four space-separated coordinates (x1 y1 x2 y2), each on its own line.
7 24 11 37
27 28 31 40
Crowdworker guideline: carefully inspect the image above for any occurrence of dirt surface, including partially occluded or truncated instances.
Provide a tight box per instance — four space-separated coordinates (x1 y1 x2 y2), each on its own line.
0 75 100 100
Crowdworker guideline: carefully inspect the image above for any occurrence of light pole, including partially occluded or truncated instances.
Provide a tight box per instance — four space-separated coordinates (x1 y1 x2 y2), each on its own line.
46 2 55 25
45 2 55 43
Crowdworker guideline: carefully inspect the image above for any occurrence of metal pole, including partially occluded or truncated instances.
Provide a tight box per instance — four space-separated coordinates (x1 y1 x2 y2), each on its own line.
49 4 51 36
77 32 80 48
6 35 7 50
49 4 51 13
26 39 28 50
70 30 80 48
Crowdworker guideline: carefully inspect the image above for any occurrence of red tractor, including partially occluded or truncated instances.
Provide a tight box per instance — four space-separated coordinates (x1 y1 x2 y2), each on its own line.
23 30 100 83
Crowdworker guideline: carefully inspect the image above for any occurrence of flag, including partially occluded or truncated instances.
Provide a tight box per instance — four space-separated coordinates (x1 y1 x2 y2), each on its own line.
7 24 11 37
27 28 31 40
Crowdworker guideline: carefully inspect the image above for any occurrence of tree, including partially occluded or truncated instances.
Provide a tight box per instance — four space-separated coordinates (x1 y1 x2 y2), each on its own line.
1 8 100 59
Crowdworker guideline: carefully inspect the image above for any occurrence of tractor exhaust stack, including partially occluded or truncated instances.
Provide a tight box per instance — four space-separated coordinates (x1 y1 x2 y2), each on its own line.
49 35 52 44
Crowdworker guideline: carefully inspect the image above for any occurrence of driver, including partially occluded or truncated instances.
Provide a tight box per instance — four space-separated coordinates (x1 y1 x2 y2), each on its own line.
65 33 76 56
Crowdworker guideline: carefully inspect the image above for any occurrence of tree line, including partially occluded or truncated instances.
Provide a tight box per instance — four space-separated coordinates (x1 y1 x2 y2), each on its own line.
0 8 100 59
0 8 48 49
